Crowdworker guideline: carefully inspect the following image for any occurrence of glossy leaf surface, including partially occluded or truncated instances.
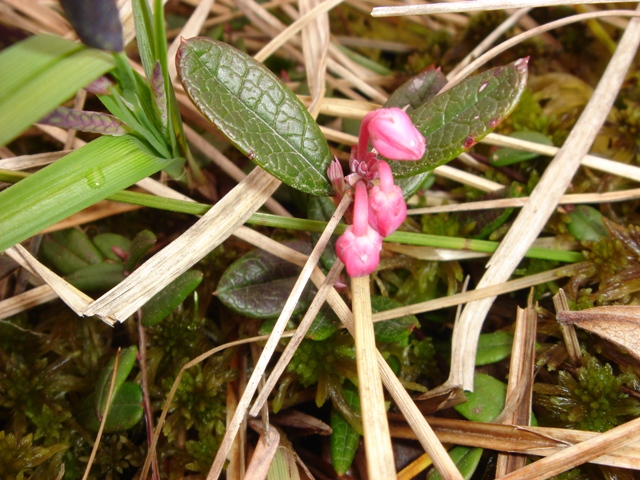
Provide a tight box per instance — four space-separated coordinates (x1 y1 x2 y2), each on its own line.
389 58 529 178
216 241 316 319
427 446 483 480
475 332 514 366
454 373 506 422
177 37 333 195
95 346 138 421
141 270 204 327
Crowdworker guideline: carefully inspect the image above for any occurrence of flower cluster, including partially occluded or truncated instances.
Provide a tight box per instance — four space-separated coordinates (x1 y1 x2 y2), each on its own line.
329 107 426 277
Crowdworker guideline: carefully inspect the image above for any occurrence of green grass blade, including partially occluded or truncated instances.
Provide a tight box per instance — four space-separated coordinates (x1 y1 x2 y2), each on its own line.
0 35 83 103
0 135 175 252
0 36 115 147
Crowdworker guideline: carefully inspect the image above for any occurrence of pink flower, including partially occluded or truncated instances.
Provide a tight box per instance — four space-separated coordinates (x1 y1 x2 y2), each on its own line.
368 161 407 237
359 107 426 161
336 182 382 277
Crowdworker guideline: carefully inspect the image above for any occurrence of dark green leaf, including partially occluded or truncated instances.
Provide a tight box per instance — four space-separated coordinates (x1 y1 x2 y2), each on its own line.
80 382 144 433
476 332 514 366
389 58 529 178
394 170 434 200
427 446 483 480
95 346 138 422
217 241 317 319
51 228 104 265
567 205 609 242
177 37 333 196
65 262 126 291
330 382 361 476
307 303 340 341
39 232 93 275
371 296 419 343
454 373 506 422
386 68 447 114
93 233 132 262
124 229 157 271
489 130 552 167
141 270 204 326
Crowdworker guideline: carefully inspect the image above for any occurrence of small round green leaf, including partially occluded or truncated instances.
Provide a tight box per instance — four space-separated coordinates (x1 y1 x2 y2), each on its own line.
177 37 333 196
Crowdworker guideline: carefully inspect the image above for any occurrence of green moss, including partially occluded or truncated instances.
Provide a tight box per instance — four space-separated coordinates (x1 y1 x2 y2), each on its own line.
0 431 66 480
534 353 640 432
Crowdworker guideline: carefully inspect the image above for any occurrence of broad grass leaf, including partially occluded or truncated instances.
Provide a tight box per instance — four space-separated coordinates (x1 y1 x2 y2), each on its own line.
177 37 333 196
389 58 529 178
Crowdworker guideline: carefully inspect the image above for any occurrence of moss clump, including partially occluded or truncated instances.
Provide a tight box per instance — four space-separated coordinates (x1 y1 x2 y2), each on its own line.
0 431 66 480
534 353 640 432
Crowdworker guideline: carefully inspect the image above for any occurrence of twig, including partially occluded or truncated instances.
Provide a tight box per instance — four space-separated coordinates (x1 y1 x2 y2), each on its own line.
553 289 582 367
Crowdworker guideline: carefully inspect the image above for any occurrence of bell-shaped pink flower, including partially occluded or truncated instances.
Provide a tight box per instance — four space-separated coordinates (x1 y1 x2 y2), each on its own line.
336 182 382 277
359 107 426 161
368 161 407 237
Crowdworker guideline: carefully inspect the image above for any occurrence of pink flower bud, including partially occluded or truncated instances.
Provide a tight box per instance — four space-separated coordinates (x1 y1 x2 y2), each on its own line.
335 182 382 277
327 156 346 197
368 161 407 237
336 224 383 277
360 107 426 161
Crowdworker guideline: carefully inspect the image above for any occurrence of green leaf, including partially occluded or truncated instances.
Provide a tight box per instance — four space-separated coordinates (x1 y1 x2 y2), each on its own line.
0 135 174 252
307 303 340 341
40 229 101 274
330 382 361 476
124 229 157 271
389 58 529 178
371 296 419 342
427 446 483 480
141 270 204 326
454 373 506 422
0 34 115 147
95 346 138 421
567 205 609 242
386 68 446 114
216 241 317 319
476 332 514 366
65 262 126 291
177 37 333 196
93 233 132 262
489 130 553 167
80 382 144 433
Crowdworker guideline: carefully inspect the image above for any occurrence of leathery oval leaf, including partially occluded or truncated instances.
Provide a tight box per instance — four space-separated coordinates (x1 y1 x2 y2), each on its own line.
177 37 333 196
389 58 529 178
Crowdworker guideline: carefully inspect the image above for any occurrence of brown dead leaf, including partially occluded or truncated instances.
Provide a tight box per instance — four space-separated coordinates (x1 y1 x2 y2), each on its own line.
557 306 640 362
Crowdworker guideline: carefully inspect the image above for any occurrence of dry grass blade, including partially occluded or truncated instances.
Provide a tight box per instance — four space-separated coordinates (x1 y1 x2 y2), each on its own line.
408 188 640 214
351 275 396 478
558 304 640 363
553 289 582 367
300 0 329 117
372 0 626 17
500 414 640 479
389 416 640 470
249 259 344 416
483 132 640 183
0 284 58 322
206 194 351 479
82 168 281 322
82 349 120 480
5 245 102 322
229 227 463 479
495 302 536 476
243 428 281 479
439 2 640 394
